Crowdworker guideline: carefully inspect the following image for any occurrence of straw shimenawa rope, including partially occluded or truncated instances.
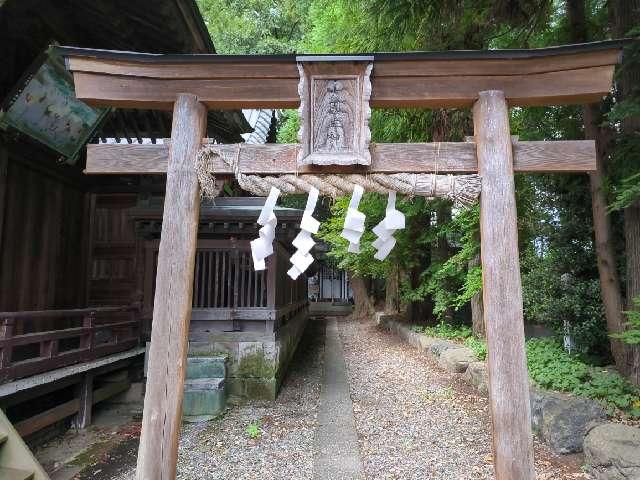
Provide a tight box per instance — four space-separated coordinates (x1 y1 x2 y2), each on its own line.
195 145 482 207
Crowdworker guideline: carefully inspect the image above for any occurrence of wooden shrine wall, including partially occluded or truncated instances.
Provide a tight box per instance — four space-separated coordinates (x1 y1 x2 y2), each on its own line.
0 143 89 313
86 193 142 308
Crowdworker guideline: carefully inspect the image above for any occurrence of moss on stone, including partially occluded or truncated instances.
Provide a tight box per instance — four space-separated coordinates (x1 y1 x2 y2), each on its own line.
188 350 229 359
243 378 277 400
70 440 112 467
238 350 275 378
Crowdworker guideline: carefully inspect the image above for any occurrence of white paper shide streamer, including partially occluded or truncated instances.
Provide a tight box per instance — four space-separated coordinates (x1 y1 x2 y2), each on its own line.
340 185 366 253
287 187 320 280
372 191 405 260
250 187 280 271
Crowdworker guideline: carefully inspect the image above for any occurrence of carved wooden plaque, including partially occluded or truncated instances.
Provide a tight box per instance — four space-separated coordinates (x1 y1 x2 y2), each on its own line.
296 57 373 166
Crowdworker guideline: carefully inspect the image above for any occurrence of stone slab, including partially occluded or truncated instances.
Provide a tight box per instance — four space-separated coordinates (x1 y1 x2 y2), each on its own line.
584 423 640 480
313 318 365 479
186 356 227 379
183 378 226 418
530 387 606 454
438 347 477 373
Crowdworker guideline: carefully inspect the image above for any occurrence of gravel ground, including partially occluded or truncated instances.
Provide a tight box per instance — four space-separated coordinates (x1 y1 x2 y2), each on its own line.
340 316 589 480
107 315 587 479
110 319 324 480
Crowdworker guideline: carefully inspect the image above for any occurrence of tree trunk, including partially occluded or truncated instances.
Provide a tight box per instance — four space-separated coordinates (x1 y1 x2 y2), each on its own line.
612 0 640 384
350 273 375 319
584 105 629 372
469 253 485 338
384 264 400 313
567 0 629 377
624 204 640 384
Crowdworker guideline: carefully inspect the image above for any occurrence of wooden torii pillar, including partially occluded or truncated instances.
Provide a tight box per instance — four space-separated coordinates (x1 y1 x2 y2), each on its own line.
136 94 207 478
58 41 623 480
475 90 534 477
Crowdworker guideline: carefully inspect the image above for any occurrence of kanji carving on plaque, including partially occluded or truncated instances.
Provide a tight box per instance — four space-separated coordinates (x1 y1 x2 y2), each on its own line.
297 57 373 166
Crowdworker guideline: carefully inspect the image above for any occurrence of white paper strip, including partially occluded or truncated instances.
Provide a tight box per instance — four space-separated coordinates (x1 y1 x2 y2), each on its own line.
341 185 366 251
374 236 396 261
384 192 405 230
287 265 302 280
288 187 320 279
250 187 280 270
292 230 315 252
372 191 405 261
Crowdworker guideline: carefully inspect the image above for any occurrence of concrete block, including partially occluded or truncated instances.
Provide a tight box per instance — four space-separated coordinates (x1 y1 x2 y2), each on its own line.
183 378 226 419
186 356 227 380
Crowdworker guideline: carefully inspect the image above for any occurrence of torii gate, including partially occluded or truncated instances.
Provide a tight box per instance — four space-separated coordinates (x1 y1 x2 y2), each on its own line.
58 40 623 480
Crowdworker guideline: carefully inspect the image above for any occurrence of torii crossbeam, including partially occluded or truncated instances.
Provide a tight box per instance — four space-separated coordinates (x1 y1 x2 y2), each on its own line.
58 41 624 480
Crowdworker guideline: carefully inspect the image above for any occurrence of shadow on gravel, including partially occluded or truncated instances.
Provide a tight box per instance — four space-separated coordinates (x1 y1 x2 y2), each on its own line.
277 317 326 397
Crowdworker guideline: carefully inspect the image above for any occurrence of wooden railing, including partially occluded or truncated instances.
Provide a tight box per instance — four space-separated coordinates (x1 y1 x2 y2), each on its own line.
0 303 141 384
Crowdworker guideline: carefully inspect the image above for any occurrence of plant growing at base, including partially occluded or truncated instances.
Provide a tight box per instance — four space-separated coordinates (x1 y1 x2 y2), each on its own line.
611 297 640 346
245 420 261 439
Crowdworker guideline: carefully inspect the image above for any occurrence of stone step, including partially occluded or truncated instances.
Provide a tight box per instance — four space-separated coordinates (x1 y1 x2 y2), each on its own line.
183 378 226 419
186 356 227 380
0 467 35 480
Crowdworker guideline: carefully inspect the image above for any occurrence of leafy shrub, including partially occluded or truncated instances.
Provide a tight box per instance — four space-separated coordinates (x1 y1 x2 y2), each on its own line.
411 322 472 341
526 338 640 417
526 338 590 391
464 337 487 361
522 264 608 361
611 297 640 346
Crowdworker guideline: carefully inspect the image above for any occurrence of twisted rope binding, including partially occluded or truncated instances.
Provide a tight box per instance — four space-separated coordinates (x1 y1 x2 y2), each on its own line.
195 145 482 207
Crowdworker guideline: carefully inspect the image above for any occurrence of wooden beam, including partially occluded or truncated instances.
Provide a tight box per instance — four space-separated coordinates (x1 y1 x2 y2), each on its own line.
61 44 622 110
136 94 207 480
66 47 620 79
474 90 535 479
373 65 615 108
85 139 596 175
15 398 80 437
73 72 300 109
70 65 615 110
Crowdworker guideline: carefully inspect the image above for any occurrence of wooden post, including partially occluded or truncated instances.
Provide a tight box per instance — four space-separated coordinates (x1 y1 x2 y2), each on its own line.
0 146 7 257
473 90 535 479
73 373 94 429
81 311 96 361
136 94 207 480
0 317 14 382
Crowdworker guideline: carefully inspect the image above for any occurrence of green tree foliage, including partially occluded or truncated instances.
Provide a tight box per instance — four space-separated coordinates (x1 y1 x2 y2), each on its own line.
197 0 310 54
609 30 640 212
198 1 639 370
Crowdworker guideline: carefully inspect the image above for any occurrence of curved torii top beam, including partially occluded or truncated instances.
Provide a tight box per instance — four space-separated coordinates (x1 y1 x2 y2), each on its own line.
57 40 625 110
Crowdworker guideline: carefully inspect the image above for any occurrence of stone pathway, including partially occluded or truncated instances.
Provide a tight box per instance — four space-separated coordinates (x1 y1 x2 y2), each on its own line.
313 318 364 479
86 316 587 479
